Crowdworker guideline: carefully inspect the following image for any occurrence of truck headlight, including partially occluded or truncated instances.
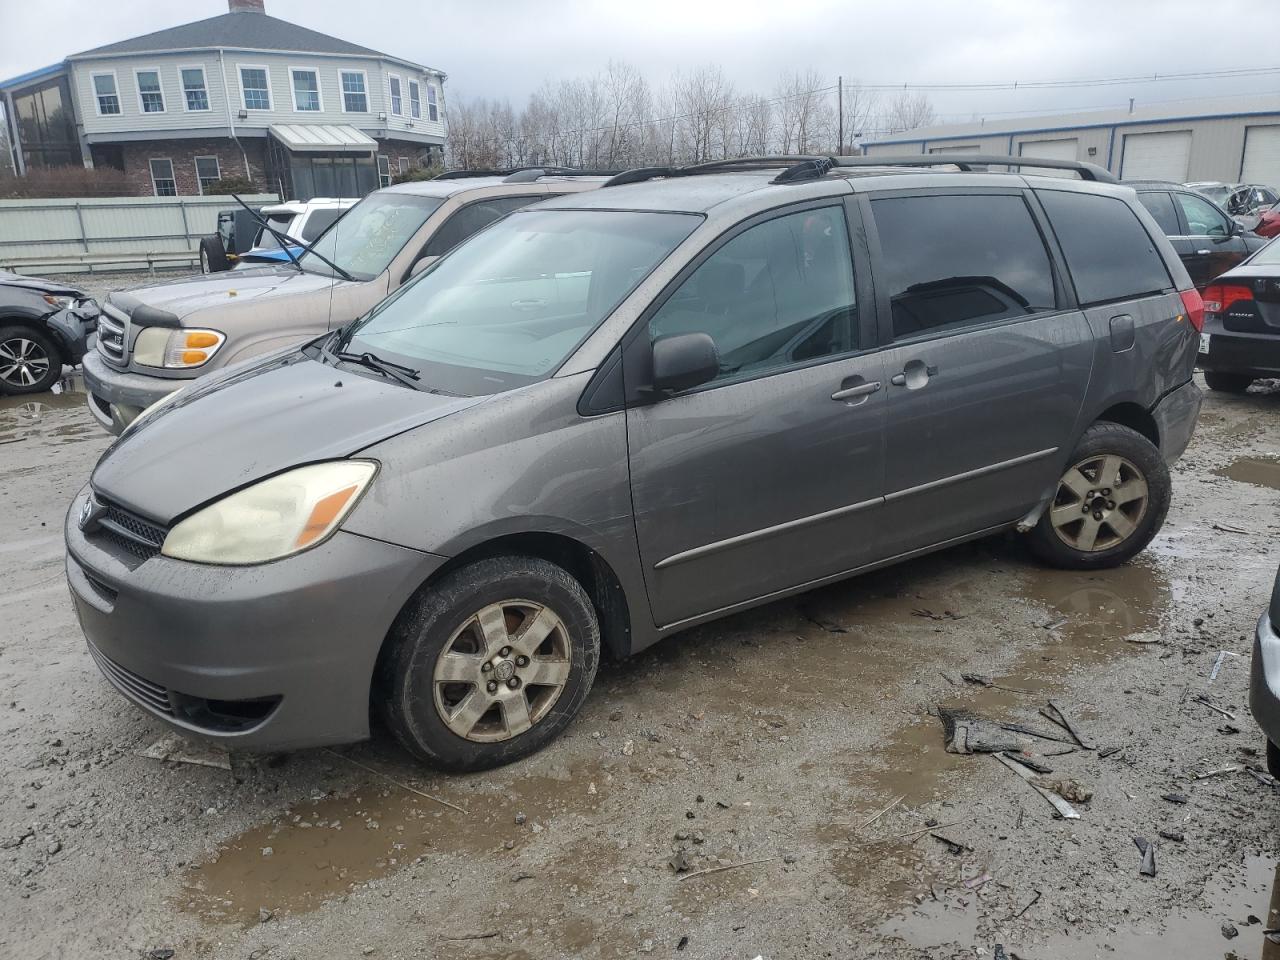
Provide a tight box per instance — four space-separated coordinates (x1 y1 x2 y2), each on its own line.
133 327 225 368
161 461 377 565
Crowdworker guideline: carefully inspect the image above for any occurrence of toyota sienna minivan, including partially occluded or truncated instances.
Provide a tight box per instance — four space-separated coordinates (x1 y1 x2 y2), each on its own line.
66 155 1204 771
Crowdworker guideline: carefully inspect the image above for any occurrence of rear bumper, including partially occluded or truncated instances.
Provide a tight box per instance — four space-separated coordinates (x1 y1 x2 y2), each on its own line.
1251 611 1280 748
1199 332 1280 378
82 351 185 434
65 484 446 751
1150 379 1202 464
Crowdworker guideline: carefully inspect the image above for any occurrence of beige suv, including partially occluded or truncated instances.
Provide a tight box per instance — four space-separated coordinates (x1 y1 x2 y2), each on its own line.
82 170 609 434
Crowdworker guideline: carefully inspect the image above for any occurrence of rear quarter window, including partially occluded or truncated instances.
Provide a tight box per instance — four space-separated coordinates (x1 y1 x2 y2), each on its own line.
1037 190 1172 306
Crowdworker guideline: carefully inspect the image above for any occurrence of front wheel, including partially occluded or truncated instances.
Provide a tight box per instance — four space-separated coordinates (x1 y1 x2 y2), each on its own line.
0 324 62 395
1026 422 1170 570
377 556 600 771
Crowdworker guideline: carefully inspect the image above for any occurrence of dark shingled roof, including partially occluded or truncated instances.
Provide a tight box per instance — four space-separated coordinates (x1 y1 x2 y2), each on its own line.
71 11 421 66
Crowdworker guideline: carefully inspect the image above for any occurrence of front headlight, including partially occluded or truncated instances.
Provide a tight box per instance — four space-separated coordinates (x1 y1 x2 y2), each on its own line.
42 294 74 310
133 327 226 368
161 461 377 565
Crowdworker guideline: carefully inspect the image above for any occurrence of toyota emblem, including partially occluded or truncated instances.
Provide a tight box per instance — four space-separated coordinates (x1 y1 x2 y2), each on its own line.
78 497 94 529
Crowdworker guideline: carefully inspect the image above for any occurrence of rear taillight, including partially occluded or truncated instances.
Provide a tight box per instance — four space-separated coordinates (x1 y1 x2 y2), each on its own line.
1180 287 1205 332
1201 283 1252 319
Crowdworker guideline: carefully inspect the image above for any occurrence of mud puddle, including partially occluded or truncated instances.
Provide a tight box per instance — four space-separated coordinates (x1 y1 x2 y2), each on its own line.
180 761 609 927
0 373 101 446
1216 455 1280 492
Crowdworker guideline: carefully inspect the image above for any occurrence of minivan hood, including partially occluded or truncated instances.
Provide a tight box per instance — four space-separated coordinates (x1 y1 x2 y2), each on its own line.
91 351 484 523
109 266 349 323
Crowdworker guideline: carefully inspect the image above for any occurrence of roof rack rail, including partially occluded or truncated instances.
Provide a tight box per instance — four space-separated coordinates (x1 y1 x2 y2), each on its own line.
434 166 622 182
602 156 825 188
829 154 1117 183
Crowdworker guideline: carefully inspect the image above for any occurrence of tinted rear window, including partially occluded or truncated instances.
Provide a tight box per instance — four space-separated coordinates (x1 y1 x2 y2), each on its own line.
1037 190 1172 306
300 207 344 242
871 194 1057 340
1136 191 1179 236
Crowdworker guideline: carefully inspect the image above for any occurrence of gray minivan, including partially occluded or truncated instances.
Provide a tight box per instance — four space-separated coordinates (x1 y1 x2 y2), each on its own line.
65 155 1204 771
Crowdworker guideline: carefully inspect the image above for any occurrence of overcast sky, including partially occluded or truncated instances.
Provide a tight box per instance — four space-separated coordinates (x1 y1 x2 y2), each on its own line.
2 0 1274 125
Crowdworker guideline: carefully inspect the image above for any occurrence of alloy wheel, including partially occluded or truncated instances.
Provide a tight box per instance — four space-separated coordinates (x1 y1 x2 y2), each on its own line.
432 599 572 743
0 338 52 389
1049 453 1149 553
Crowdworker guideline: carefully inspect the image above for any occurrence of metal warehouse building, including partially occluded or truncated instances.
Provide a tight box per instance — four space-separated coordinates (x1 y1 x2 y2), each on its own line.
863 95 1280 184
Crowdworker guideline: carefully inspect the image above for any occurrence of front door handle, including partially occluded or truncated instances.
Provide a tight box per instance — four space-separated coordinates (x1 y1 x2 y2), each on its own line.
1196 249 1211 256
831 380 881 402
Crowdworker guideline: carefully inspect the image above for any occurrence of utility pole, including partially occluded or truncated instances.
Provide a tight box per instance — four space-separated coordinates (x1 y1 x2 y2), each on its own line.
837 76 844 156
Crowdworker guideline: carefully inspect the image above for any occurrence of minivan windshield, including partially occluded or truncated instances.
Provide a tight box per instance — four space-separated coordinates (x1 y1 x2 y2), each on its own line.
340 209 700 396
299 193 443 281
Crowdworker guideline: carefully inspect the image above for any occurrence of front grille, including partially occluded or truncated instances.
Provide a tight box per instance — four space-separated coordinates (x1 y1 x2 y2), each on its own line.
97 501 166 561
88 642 172 715
96 304 129 366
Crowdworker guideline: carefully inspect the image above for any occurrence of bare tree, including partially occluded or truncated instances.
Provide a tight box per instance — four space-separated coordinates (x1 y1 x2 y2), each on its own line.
671 66 734 163
836 80 879 154
882 91 937 135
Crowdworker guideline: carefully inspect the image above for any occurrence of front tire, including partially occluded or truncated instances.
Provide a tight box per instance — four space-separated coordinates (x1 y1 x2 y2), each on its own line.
0 324 62 395
378 556 600 771
1026 422 1170 570
1204 371 1254 393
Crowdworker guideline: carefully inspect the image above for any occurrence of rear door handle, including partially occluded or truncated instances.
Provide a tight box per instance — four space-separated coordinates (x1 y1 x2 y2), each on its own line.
831 380 881 402
1196 249 1211 255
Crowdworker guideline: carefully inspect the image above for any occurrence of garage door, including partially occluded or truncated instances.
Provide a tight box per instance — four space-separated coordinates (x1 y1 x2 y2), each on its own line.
1121 131 1192 181
1019 138 1078 162
1241 125 1280 186
928 144 980 154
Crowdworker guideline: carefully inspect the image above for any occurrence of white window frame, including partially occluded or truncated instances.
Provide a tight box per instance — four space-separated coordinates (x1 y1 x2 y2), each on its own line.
377 154 391 188
388 73 403 116
238 63 273 112
149 158 176 196
289 66 323 113
408 79 421 119
179 64 210 112
340 69 369 114
426 82 439 122
194 156 221 195
90 70 121 117
398 157 409 175
134 67 166 114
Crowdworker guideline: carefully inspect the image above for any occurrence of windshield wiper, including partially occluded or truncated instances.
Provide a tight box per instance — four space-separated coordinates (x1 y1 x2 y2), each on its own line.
320 335 420 388
230 195 357 283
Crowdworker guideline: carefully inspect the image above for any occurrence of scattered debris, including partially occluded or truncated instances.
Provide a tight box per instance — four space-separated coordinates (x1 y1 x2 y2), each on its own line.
1212 522 1250 535
961 674 1031 694
1001 752 1053 775
136 734 231 771
913 608 964 621
1161 793 1189 805
322 749 466 815
884 819 968 843
0 436 27 446
668 850 691 873
999 721 1075 745
675 856 777 882
1219 724 1241 735
1246 767 1278 788
1041 701 1093 749
940 708 1023 754
148 951 175 960
677 936 689 951
859 794 906 829
963 872 992 890
1191 696 1236 721
1097 746 1122 759
1042 617 1069 631
439 932 500 943
1209 650 1241 683
1158 830 1185 843
1006 890 1042 920
1126 633 1163 645
930 832 972 855
1134 837 1157 877
1034 778 1093 804
1194 765 1243 780
995 753 1080 820
1222 923 1239 940
993 946 1009 960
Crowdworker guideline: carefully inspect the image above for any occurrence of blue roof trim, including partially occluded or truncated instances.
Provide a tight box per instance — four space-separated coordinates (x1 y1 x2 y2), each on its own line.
0 62 66 91
867 107 1280 147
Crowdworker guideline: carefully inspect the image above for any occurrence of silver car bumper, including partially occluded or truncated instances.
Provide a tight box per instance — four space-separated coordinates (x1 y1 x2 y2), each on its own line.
1251 610 1280 747
82 351 183 435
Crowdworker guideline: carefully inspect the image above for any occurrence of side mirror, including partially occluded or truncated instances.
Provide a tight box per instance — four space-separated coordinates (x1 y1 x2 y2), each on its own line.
409 255 438 278
652 332 719 395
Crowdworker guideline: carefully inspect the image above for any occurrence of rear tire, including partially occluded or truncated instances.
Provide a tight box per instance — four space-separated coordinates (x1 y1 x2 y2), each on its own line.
377 556 600 771
0 324 62 395
1026 422 1170 570
1204 371 1254 393
199 235 230 274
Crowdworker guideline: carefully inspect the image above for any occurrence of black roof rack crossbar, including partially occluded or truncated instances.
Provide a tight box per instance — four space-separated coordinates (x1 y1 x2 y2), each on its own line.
829 154 1117 183
603 156 826 188
433 166 621 182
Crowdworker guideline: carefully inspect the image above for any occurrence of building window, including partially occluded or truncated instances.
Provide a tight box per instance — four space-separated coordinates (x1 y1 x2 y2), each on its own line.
408 80 421 119
377 155 391 188
150 158 177 196
426 83 439 122
291 68 321 111
239 66 271 110
136 70 165 113
195 156 221 194
12 73 83 167
92 73 120 116
388 75 403 115
181 67 209 111
341 71 368 112
398 157 408 175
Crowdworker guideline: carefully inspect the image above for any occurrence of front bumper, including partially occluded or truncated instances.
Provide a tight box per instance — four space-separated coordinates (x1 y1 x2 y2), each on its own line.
1150 378 1203 464
82 351 185 434
1251 610 1280 748
46 303 98 363
65 485 446 751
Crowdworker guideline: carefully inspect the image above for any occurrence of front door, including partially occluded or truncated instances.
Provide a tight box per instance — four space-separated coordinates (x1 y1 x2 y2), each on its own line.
1172 190 1249 288
865 191 1095 556
625 202 886 629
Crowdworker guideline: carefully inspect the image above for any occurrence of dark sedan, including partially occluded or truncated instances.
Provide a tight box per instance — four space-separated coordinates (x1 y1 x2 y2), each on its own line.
1199 238 1280 391
0 272 99 394
1131 182 1268 289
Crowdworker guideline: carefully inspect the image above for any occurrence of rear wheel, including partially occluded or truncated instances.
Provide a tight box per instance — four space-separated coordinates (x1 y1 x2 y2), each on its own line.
199 236 230 274
1204 371 1254 393
0 324 62 395
1026 422 1170 570
378 556 600 771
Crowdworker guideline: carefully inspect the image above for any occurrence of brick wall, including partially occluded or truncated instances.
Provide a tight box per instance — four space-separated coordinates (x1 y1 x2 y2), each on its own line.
115 138 269 197
379 138 443 177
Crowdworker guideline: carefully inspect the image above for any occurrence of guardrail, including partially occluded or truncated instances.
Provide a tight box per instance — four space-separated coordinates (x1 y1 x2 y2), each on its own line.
0 193 277 275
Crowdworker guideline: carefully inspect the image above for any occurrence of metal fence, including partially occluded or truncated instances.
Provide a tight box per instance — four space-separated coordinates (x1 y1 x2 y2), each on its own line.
0 193 278 275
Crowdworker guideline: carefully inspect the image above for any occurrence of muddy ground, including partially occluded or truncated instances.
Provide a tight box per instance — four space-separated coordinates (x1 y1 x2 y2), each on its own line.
2 363 1279 960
